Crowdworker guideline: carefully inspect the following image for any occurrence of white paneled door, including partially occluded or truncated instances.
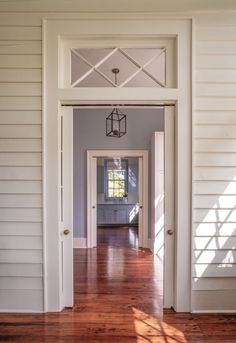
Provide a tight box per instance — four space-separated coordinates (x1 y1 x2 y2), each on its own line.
60 107 73 308
150 106 175 308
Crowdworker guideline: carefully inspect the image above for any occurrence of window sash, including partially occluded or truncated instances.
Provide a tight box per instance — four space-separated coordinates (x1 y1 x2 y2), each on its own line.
105 159 128 199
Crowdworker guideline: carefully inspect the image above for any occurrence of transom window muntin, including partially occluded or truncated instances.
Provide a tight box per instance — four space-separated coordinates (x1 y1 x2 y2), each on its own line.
105 159 128 199
71 47 166 88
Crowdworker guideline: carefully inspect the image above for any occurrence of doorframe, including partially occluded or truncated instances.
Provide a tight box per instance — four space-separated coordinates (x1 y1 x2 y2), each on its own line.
43 17 192 312
87 150 148 249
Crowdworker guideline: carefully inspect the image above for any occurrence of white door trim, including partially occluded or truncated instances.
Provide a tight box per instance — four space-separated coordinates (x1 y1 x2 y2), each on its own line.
43 17 191 312
87 150 149 248
164 106 175 308
61 107 74 308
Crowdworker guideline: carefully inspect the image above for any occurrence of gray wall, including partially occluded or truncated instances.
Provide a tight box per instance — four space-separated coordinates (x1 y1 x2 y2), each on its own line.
73 108 164 238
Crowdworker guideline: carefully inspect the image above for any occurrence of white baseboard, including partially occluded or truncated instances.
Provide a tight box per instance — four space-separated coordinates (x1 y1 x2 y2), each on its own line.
0 309 44 313
73 237 87 248
191 310 236 313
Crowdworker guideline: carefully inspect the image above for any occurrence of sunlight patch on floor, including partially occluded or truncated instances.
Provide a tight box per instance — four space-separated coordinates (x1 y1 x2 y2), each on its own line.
132 307 187 343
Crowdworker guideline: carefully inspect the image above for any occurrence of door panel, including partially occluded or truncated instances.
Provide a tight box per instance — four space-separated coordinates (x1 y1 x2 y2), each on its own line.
138 157 143 247
151 132 164 257
164 106 175 308
150 106 175 308
60 107 73 308
87 155 97 248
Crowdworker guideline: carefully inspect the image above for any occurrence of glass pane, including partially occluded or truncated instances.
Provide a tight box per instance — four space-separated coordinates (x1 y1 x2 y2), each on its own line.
125 70 161 87
113 170 123 179
117 190 124 197
113 181 120 189
105 159 128 198
113 190 120 197
71 51 91 85
108 189 114 197
74 48 114 67
108 170 114 179
98 50 139 86
123 48 164 66
117 171 125 180
145 50 166 86
75 70 112 87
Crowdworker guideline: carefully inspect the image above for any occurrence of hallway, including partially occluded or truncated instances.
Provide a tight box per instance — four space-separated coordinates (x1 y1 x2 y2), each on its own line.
73 226 163 339
0 228 236 342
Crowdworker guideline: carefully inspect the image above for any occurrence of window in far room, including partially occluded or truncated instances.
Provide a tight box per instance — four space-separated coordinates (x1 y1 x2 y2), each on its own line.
105 159 128 200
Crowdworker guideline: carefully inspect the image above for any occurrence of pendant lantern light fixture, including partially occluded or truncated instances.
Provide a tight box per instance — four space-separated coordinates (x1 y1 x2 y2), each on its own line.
106 68 127 138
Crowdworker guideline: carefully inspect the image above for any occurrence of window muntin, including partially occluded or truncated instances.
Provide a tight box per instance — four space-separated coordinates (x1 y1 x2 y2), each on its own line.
71 47 166 88
105 159 128 199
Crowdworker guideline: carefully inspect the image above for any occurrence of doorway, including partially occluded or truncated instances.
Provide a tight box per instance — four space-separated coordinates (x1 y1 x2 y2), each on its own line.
66 105 175 310
96 157 140 249
44 19 191 312
73 107 163 250
87 151 148 249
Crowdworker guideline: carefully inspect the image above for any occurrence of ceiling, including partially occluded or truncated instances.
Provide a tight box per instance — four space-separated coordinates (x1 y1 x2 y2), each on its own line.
1 0 236 12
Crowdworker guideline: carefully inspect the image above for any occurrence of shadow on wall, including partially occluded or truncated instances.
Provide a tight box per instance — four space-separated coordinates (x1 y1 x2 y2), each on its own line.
193 172 236 285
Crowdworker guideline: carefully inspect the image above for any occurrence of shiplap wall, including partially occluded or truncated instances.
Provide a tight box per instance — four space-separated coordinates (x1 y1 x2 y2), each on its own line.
193 14 236 311
0 10 236 312
0 13 43 311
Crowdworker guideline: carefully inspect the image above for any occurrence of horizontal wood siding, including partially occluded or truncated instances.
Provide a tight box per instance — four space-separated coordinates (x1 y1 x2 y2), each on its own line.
0 13 43 312
193 15 236 311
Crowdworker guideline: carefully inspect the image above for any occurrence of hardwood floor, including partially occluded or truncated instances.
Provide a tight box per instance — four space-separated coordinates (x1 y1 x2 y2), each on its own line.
0 227 236 342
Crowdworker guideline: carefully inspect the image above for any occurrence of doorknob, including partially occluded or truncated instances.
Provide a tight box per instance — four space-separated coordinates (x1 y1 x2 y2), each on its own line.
63 229 70 235
140 206 143 209
92 206 96 209
167 229 174 236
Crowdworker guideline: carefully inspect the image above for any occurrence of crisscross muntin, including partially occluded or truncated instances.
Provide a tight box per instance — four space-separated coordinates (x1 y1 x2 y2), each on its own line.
71 47 166 88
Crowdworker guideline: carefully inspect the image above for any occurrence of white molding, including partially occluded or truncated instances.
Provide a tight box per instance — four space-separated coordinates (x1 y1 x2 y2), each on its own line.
61 107 74 308
192 310 236 314
58 88 178 102
73 238 87 248
0 310 44 314
42 20 47 314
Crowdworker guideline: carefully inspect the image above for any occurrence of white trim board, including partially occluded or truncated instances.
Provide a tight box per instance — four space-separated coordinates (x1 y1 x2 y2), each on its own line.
0 310 44 314
192 310 236 314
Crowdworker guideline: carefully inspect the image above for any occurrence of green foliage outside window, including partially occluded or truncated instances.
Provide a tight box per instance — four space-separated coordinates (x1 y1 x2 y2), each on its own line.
105 159 128 199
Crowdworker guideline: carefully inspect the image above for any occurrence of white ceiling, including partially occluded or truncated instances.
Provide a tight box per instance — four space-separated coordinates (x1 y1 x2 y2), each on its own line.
1 0 236 12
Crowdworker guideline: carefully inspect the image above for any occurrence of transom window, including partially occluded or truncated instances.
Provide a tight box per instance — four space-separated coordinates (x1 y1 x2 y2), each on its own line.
105 159 128 199
71 47 166 88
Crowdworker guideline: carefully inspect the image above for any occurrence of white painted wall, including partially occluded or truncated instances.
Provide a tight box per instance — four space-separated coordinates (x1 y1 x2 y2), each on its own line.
0 13 43 312
192 14 236 312
0 9 236 312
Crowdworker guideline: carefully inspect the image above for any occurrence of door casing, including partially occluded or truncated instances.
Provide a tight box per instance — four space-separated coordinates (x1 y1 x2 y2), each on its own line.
43 17 191 312
87 150 148 249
